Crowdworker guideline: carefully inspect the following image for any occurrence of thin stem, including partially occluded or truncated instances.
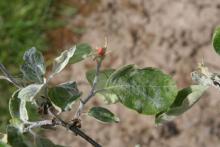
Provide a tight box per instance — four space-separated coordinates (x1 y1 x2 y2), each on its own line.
74 60 102 118
23 116 102 146
68 125 102 147
49 108 102 147
24 120 54 132
84 60 102 104
48 107 66 126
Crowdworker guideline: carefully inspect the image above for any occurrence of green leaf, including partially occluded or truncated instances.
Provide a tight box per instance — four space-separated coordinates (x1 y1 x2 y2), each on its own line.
18 84 44 122
86 69 115 90
26 102 40 122
18 84 43 102
155 85 208 124
48 81 81 112
50 47 76 79
88 107 120 123
9 90 39 122
213 27 220 55
7 126 28 147
9 90 20 118
104 65 178 115
21 47 45 83
35 137 65 147
69 43 92 64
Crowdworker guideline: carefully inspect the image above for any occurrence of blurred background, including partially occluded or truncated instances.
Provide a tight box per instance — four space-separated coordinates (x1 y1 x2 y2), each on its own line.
1 0 220 147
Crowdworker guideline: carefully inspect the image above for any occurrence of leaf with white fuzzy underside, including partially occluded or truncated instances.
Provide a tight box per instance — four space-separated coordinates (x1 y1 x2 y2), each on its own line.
10 90 40 122
49 46 76 79
69 43 92 64
18 84 43 121
88 107 120 123
21 47 45 83
19 100 28 122
9 90 20 119
155 85 208 124
18 84 43 102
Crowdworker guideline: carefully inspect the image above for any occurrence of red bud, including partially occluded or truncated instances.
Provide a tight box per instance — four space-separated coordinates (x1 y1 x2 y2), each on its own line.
97 47 105 56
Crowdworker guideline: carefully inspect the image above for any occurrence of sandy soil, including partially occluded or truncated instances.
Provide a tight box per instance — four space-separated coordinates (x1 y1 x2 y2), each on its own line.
47 0 220 147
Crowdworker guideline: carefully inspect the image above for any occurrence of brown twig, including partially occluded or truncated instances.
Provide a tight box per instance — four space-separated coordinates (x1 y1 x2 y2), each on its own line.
48 107 102 147
68 125 102 147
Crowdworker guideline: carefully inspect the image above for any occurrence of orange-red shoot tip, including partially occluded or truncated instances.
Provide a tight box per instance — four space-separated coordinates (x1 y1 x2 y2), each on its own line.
97 47 105 56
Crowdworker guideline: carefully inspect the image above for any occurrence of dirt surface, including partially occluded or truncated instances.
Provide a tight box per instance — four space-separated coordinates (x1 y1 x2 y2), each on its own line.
47 0 220 147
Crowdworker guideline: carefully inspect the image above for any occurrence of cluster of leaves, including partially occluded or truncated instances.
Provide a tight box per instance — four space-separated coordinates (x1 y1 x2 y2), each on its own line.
0 0 80 132
1 27 220 146
0 0 58 131
0 43 93 146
